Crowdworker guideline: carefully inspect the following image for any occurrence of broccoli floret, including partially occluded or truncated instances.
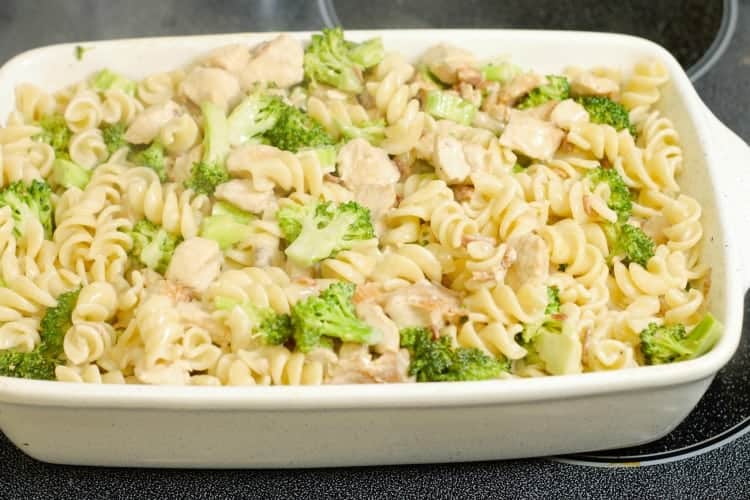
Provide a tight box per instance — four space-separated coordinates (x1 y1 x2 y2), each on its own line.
277 200 374 267
128 141 166 182
517 75 570 109
291 282 381 352
545 286 561 315
640 313 722 365
0 287 81 380
34 114 72 158
199 214 253 250
480 61 522 83
0 180 54 238
74 45 88 61
604 222 655 268
263 103 334 153
51 158 92 190
214 297 292 346
90 69 136 95
303 28 384 93
400 327 509 382
339 118 386 145
129 219 181 274
577 96 636 136
38 288 80 361
424 90 477 126
184 102 230 195
586 166 632 222
211 200 255 224
0 350 56 380
101 123 129 154
227 92 285 146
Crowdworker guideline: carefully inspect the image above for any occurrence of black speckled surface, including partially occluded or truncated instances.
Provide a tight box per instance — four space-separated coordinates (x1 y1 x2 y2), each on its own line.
1 1 749 498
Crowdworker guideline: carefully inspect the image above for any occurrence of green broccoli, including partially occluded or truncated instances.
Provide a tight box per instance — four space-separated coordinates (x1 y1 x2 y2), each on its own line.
339 118 386 145
263 103 334 153
517 75 570 109
90 68 136 95
199 214 253 250
214 297 293 346
0 179 54 238
101 122 129 154
51 158 92 190
604 222 655 268
577 96 636 136
586 166 632 222
0 287 81 380
291 282 381 352
424 90 477 126
227 91 286 146
276 200 374 267
128 141 166 182
211 200 255 224
184 102 230 195
640 313 722 365
480 61 522 83
400 327 509 382
545 286 561 315
129 219 181 274
303 28 384 93
38 288 80 361
34 114 72 159
0 350 56 380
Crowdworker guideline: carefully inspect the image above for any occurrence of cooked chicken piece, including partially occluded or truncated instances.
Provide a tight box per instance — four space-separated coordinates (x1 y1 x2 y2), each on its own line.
337 138 400 188
383 281 464 332
240 34 304 90
175 299 228 345
124 100 181 144
457 67 483 86
433 134 471 184
505 234 549 290
550 99 590 130
570 72 619 97
179 66 241 113
328 343 411 384
166 237 223 293
498 73 547 105
356 301 400 353
200 44 251 76
457 81 482 107
499 114 564 161
420 44 478 85
146 278 195 303
215 179 275 214
352 183 397 235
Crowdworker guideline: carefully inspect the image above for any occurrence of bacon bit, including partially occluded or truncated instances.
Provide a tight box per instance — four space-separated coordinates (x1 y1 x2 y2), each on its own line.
501 247 517 269
452 184 475 203
457 66 482 86
551 313 568 321
293 275 316 286
354 282 383 304
152 279 194 303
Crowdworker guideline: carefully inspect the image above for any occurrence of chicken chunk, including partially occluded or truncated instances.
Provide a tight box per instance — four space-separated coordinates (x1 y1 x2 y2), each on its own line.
166 237 223 293
200 44 251 76
329 344 411 384
498 73 547 105
420 44 478 85
215 179 276 214
124 100 182 144
433 134 471 184
337 138 400 188
356 301 400 353
351 183 397 235
550 99 590 130
383 281 463 332
570 72 619 97
499 114 564 161
505 233 549 290
179 66 241 114
240 34 304 90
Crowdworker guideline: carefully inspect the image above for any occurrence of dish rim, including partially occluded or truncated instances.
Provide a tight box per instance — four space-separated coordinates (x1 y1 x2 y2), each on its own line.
0 29 745 410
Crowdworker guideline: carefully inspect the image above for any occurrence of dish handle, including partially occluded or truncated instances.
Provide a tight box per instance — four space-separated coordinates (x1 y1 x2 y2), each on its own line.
706 110 750 291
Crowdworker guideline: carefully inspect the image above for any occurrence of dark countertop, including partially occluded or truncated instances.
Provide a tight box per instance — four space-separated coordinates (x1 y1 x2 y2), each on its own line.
1 1 748 498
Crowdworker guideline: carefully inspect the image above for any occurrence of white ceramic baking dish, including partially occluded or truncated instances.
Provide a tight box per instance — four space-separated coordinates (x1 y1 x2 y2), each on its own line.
0 30 748 468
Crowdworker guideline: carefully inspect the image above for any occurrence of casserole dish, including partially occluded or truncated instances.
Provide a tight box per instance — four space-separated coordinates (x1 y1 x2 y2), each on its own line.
0 30 747 468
